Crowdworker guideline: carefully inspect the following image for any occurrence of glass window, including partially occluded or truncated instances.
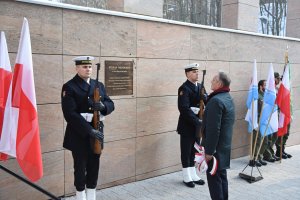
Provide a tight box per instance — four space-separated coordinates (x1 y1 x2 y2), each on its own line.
258 0 287 36
163 0 221 27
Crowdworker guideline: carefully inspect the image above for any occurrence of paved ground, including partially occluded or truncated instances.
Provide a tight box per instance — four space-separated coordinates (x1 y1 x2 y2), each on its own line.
65 145 300 200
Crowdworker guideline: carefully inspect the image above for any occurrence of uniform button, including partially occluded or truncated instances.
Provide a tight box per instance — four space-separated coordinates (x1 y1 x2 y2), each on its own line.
89 108 92 110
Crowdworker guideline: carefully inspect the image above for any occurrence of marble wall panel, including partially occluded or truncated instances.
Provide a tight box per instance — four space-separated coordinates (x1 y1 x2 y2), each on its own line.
222 0 238 5
291 87 300 111
107 0 124 12
104 98 137 142
287 19 300 39
137 96 178 137
237 2 259 32
231 90 248 120
231 145 250 159
124 0 163 18
290 110 300 134
0 151 64 200
287 40 300 64
229 33 263 62
137 21 190 59
260 37 288 63
190 28 231 61
286 132 300 147
0 1 62 54
136 131 181 175
229 61 260 92
99 138 136 185
33 54 63 104
221 3 238 29
231 119 250 149
63 10 136 57
136 58 188 97
286 0 300 20
38 104 64 153
290 63 300 87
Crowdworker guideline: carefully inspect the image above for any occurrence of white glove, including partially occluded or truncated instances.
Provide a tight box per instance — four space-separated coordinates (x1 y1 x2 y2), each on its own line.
190 107 200 115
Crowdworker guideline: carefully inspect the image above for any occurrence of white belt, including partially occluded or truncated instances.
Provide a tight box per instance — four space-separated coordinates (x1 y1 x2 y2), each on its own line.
81 113 105 122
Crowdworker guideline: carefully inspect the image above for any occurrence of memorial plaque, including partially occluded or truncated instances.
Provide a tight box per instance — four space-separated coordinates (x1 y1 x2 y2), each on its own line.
105 61 134 96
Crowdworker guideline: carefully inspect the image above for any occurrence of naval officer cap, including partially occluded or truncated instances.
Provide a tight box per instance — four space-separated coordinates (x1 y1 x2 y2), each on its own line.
73 56 95 65
184 63 200 72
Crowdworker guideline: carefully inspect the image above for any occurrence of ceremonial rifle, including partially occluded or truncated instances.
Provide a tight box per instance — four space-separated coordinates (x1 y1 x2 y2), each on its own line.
92 62 103 155
197 69 206 140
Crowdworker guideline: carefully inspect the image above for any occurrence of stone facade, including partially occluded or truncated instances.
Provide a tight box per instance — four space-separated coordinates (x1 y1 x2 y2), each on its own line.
0 1 300 199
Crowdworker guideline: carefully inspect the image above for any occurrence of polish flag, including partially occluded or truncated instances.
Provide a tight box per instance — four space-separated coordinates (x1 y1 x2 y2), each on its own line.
0 31 17 161
276 64 291 136
11 18 43 182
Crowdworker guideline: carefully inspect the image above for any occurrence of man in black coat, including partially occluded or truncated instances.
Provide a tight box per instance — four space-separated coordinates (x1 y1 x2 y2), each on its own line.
61 56 114 200
177 63 206 188
202 72 235 200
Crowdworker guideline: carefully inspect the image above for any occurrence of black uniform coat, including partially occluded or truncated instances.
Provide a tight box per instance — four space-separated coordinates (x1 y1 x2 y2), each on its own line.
61 74 114 153
177 80 203 137
202 91 235 170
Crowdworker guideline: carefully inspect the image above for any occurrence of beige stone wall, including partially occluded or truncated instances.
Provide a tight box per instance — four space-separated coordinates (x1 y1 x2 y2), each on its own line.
286 0 300 38
0 1 300 199
222 0 259 32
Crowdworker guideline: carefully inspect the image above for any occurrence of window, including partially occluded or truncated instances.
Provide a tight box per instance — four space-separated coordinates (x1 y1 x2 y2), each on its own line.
258 0 287 36
163 0 221 27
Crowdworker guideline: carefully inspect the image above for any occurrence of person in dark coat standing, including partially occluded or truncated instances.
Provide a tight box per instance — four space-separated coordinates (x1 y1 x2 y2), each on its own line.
177 63 206 188
61 56 114 200
202 72 235 200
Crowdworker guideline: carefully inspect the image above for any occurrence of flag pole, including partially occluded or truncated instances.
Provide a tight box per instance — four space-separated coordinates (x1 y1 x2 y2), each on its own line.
251 102 264 160
279 45 289 163
250 100 254 160
255 104 276 161
0 164 61 200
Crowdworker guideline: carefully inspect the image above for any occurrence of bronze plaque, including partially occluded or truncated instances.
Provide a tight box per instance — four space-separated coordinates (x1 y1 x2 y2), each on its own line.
105 61 133 96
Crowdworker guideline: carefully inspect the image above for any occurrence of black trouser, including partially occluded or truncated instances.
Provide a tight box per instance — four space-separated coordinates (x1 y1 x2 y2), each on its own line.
207 169 228 200
180 135 196 168
275 124 290 152
72 149 100 191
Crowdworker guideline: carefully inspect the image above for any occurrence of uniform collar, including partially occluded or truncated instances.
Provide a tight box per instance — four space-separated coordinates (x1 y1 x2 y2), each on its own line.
73 74 90 92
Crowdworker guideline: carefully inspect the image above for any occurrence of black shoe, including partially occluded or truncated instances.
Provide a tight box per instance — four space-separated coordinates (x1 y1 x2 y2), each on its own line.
249 160 256 167
194 179 205 185
259 159 267 166
183 181 195 188
255 161 262 167
276 151 288 159
264 157 275 162
272 155 280 161
283 151 292 158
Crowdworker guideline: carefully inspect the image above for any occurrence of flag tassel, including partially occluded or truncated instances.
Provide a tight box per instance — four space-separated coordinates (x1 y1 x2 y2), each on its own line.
0 164 60 200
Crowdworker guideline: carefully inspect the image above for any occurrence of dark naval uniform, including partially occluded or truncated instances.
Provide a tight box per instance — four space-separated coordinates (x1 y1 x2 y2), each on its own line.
61 74 114 191
177 80 204 168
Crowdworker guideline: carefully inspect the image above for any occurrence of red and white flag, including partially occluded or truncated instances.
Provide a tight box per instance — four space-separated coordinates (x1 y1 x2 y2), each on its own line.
0 31 18 161
276 64 291 136
11 18 43 182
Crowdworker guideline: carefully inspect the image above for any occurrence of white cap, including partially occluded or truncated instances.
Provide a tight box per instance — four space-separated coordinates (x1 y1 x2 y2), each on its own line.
72 56 95 65
184 63 199 72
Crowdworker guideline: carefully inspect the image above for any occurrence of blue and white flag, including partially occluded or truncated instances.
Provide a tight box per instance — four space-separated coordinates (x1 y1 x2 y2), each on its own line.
245 60 258 133
259 63 278 136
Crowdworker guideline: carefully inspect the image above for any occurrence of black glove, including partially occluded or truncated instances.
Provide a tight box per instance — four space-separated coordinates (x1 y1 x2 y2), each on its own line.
93 101 106 112
89 129 104 141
